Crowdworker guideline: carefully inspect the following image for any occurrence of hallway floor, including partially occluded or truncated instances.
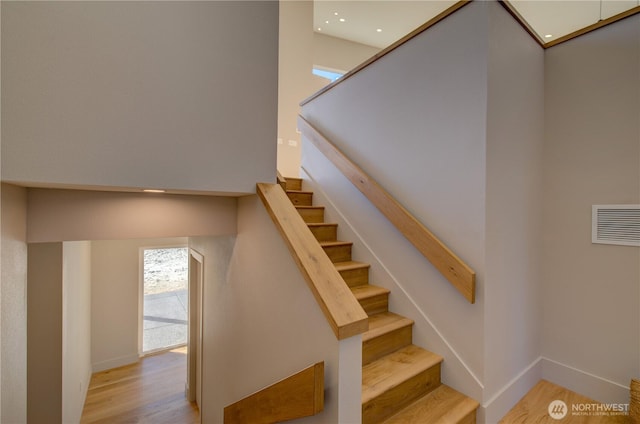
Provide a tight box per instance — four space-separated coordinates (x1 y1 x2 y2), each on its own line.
81 347 199 424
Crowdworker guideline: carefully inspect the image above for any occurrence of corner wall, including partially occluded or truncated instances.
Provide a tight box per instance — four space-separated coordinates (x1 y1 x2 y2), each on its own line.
1 184 27 423
541 13 640 402
482 2 545 420
27 242 63 424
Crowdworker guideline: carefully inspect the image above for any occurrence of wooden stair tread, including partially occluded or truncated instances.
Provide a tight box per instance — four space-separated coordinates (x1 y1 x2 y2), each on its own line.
381 384 479 424
351 284 390 301
319 240 353 247
334 261 370 272
362 345 443 404
285 190 314 195
363 312 414 343
307 222 338 227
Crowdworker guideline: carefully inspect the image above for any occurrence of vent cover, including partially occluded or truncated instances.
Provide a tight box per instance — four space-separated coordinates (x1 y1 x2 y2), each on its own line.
592 205 640 246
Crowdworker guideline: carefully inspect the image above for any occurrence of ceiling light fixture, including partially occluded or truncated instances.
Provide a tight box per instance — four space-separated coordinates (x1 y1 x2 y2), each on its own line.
339 18 345 22
544 34 552 38
334 12 338 16
143 189 166 193
376 28 383 32
325 20 329 24
317 27 322 31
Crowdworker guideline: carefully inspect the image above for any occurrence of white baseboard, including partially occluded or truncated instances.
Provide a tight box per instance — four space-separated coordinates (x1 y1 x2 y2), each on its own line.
542 357 630 404
480 356 631 424
92 353 139 372
482 357 543 423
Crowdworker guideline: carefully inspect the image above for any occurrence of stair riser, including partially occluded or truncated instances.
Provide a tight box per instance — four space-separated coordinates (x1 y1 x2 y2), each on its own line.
287 192 313 206
297 208 324 223
363 326 413 366
362 365 441 424
359 293 389 315
459 411 477 424
285 179 302 191
309 225 337 242
322 245 352 263
339 267 369 287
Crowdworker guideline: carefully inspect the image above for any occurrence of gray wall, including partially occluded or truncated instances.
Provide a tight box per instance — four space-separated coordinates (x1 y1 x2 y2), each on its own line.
2 1 278 194
541 13 640 401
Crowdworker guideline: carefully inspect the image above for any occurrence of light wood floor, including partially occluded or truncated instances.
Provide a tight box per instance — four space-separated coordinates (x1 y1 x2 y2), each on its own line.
500 380 629 423
81 347 199 424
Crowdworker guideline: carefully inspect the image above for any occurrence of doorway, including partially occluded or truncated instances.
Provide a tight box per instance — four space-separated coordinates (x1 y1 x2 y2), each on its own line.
141 246 189 354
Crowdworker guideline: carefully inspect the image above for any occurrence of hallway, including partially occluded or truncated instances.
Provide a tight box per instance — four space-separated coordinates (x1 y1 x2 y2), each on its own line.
80 347 199 424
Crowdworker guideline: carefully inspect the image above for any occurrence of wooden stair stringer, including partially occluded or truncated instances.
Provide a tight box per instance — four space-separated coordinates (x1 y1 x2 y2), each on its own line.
283 176 479 424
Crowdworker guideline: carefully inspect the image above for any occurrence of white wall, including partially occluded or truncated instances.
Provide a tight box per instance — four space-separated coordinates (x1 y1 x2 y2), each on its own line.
483 3 544 421
313 33 380 73
302 0 489 390
91 237 187 372
541 13 640 402
1 184 28 423
191 195 361 423
27 188 237 243
1 1 278 194
62 241 92 424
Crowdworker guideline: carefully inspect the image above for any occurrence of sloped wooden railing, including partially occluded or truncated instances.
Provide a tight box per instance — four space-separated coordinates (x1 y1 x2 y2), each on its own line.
257 182 369 339
297 116 477 304
224 362 324 424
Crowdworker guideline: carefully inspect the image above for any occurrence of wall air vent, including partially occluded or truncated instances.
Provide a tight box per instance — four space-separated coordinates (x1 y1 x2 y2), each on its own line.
592 205 640 247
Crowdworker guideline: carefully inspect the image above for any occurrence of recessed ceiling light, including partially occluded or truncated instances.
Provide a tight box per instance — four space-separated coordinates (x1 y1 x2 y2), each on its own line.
333 12 338 16
143 189 166 193
317 27 322 31
325 20 329 24
376 28 382 32
544 34 553 38
339 18 345 22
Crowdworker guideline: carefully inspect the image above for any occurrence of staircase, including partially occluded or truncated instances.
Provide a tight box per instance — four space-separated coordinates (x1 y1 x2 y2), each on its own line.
282 177 479 424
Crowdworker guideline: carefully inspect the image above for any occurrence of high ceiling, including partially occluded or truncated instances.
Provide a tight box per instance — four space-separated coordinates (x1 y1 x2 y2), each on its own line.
313 0 640 49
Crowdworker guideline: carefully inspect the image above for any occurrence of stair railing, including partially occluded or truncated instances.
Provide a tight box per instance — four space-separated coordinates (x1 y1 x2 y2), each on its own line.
223 362 324 424
257 182 369 339
297 115 476 304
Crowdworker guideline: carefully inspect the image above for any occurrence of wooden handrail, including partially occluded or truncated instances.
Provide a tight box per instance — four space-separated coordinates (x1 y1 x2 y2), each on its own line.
300 0 471 106
297 116 476 304
224 362 324 424
257 182 369 339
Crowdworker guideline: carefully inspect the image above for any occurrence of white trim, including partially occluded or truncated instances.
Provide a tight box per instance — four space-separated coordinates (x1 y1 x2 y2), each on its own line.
92 353 139 373
541 357 630 403
301 165 484 390
481 357 543 423
482 357 543 408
